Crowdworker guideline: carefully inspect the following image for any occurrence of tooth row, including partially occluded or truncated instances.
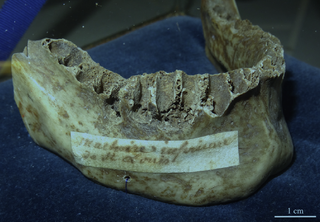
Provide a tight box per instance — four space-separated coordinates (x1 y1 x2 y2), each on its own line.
102 67 259 120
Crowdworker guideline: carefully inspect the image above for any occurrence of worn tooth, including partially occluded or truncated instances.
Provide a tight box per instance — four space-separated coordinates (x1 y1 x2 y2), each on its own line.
118 75 141 109
155 71 174 114
11 0 293 206
138 73 157 116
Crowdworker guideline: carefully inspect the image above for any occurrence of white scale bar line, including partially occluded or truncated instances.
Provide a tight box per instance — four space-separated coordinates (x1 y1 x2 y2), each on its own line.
274 215 317 218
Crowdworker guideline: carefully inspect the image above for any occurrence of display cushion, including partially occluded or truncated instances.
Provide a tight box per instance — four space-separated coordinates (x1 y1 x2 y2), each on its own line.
1 16 319 221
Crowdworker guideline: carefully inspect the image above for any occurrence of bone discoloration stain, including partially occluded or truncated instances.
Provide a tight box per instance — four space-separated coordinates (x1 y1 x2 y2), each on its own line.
11 0 293 206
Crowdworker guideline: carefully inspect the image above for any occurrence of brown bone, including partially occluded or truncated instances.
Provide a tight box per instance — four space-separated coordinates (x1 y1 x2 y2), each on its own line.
11 0 293 205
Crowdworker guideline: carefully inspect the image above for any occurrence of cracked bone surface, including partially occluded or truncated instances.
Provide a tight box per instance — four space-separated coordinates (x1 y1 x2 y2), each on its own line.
12 0 293 205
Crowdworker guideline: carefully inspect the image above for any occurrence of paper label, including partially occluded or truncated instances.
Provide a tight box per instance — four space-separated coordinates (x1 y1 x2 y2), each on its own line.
71 131 239 173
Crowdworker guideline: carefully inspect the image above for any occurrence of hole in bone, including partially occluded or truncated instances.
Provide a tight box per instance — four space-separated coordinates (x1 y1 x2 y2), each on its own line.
211 101 216 114
58 58 63 65
63 54 72 66
105 98 122 118
105 97 117 106
41 38 51 46
93 82 103 94
62 48 82 67
75 71 85 82
132 104 141 112
47 41 83 67
48 41 52 51
152 113 162 121
228 80 235 93
95 78 104 94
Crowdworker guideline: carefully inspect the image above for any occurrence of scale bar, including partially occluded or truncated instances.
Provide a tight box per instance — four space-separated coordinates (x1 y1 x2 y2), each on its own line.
274 216 316 218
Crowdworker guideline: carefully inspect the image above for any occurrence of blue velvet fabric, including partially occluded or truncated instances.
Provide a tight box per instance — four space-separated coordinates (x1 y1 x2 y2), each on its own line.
1 16 319 221
0 0 47 60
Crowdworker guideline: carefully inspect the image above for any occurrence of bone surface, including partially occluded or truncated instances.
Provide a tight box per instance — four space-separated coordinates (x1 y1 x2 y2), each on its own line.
11 0 293 205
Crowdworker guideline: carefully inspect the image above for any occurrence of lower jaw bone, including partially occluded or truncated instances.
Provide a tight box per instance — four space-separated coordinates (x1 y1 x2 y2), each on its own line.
11 0 293 205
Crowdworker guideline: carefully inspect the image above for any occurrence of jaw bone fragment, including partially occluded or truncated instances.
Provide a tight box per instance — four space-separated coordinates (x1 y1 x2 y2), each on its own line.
11 0 293 206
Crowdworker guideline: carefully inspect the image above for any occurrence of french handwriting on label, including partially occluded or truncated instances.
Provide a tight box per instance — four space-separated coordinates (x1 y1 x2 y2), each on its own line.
71 131 239 173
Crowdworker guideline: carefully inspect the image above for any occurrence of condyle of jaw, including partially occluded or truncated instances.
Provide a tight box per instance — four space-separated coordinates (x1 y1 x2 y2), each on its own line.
11 0 293 206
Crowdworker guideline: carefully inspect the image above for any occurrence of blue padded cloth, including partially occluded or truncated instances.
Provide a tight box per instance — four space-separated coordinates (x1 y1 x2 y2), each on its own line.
0 0 47 60
1 16 319 221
